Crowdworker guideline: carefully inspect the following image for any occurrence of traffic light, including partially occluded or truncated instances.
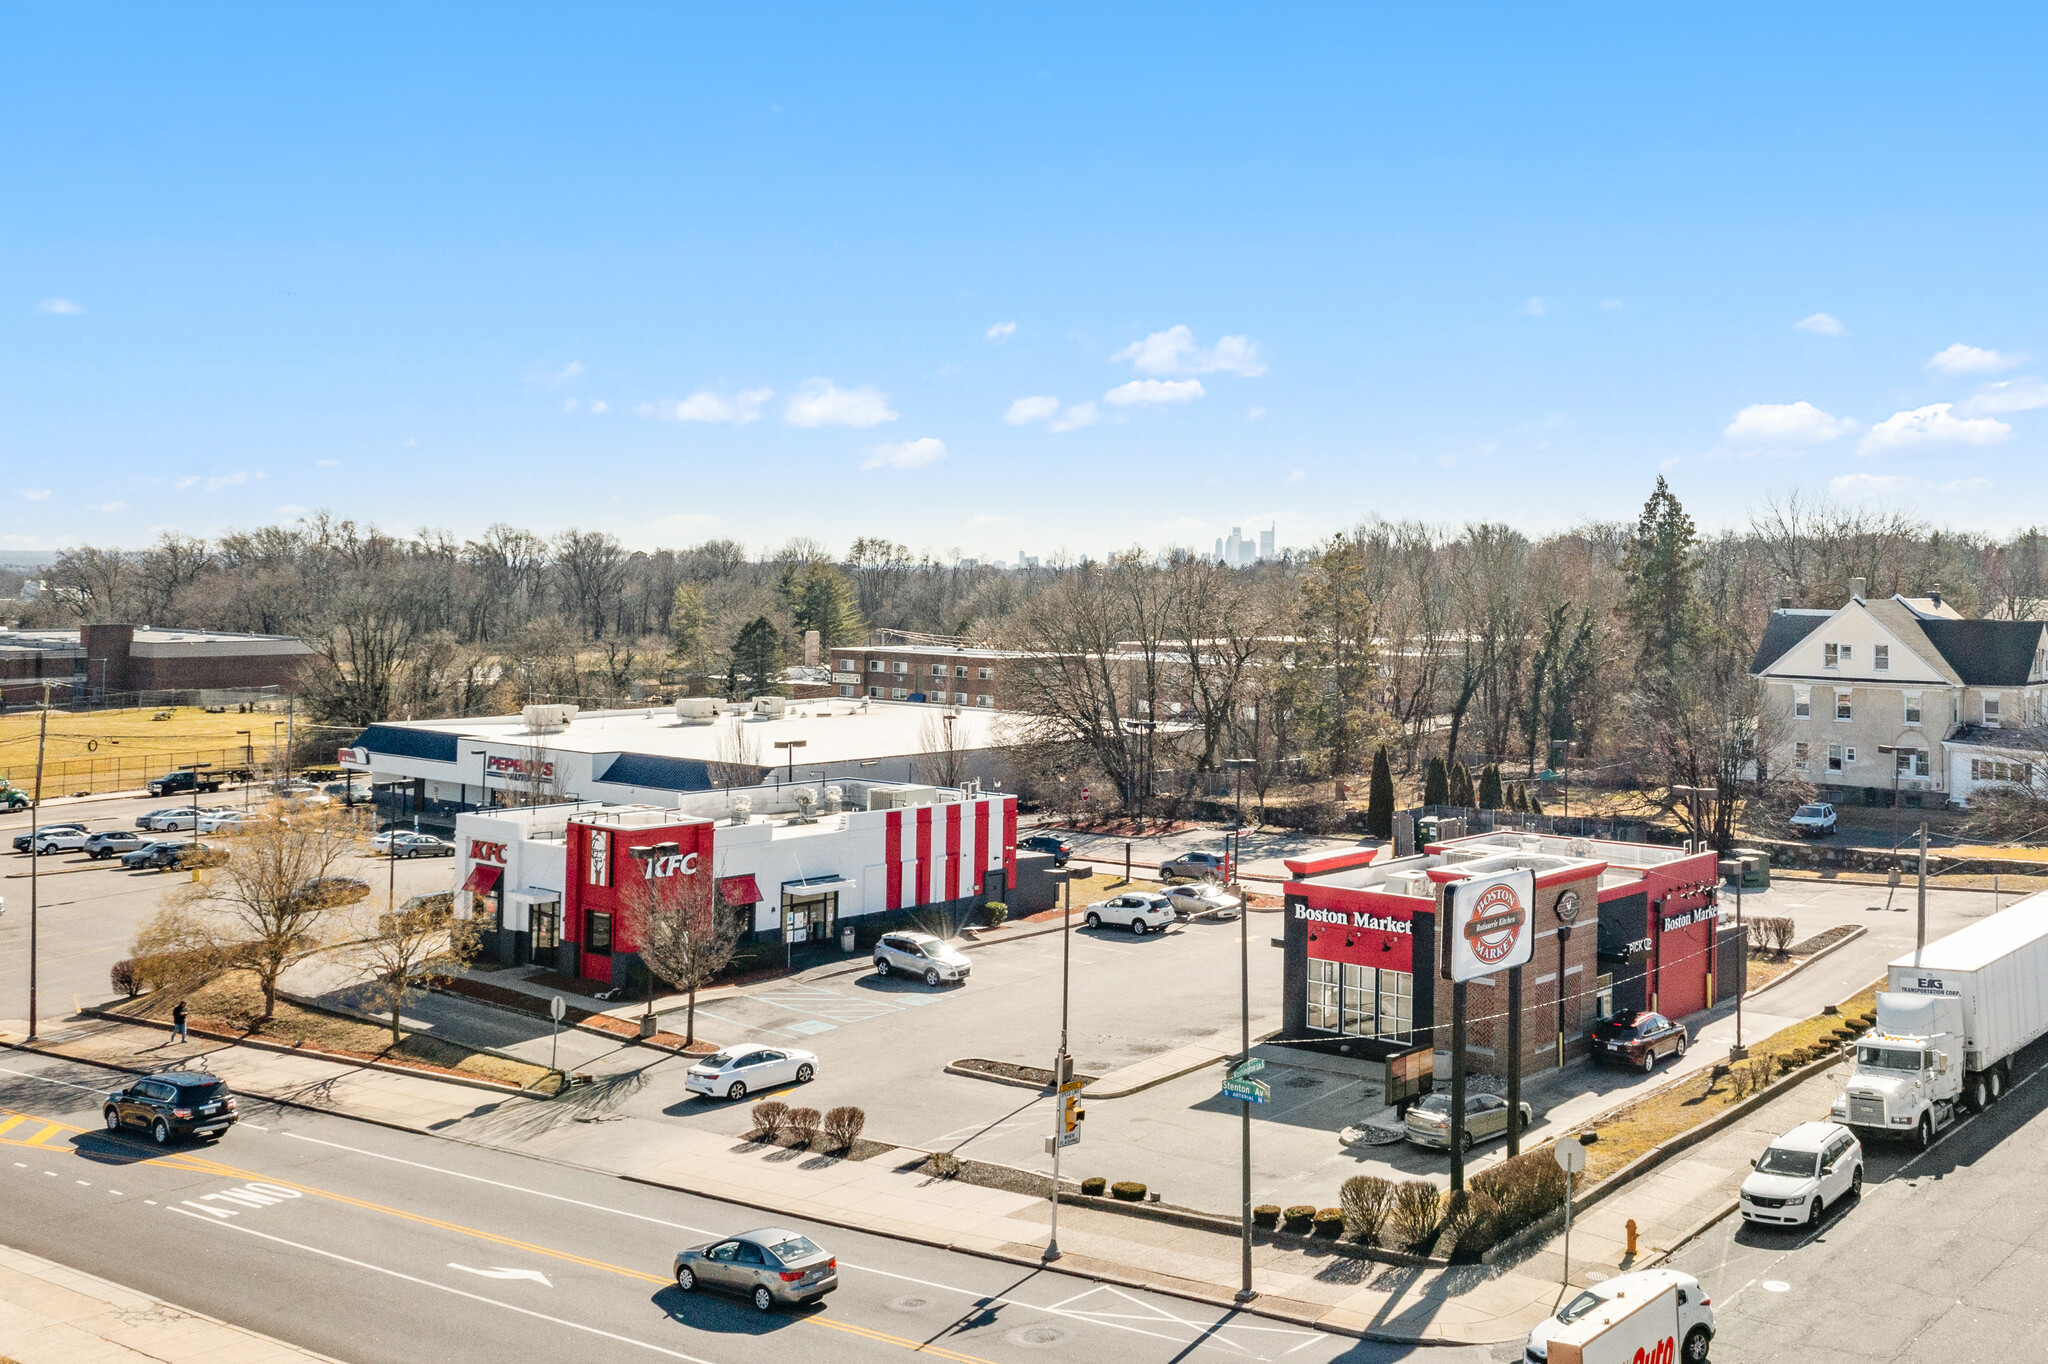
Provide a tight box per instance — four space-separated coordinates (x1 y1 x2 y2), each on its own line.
1062 1093 1086 1134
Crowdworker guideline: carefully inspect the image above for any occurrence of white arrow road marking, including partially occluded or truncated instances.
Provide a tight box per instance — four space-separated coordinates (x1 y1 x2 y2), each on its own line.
448 1263 554 1287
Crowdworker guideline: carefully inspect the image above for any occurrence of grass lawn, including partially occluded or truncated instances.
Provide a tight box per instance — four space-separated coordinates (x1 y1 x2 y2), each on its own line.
111 971 560 1093
0 705 290 794
1577 977 1883 1185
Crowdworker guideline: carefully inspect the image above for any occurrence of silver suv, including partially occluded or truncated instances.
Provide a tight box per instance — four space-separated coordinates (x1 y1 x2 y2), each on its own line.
873 931 972 986
1160 850 1228 881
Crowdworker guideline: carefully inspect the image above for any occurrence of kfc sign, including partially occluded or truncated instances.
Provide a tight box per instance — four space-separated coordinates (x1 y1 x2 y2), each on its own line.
468 839 507 865
639 850 702 880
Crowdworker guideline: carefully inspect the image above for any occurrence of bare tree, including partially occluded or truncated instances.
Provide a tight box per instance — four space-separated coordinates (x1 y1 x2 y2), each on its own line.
618 870 741 1046
170 808 364 1021
347 892 478 1045
915 710 971 787
708 716 764 787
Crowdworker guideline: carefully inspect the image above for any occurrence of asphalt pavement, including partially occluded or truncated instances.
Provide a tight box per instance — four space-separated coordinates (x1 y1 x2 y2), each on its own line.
1668 1031 2048 1362
0 1048 1502 1364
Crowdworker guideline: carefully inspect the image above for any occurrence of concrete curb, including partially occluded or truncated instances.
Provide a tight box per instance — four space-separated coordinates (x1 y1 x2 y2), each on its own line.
942 1059 1058 1092
1643 1196 1742 1269
1088 1029 1284 1099
1745 923 1867 1000
73 1006 559 1098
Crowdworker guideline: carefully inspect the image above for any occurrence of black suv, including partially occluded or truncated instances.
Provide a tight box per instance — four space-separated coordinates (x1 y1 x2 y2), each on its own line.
121 840 191 870
1018 833 1072 866
104 1072 240 1144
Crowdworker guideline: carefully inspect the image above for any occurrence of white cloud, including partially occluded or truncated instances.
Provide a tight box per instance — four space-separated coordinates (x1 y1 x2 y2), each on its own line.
317 458 340 468
785 379 898 428
206 472 250 492
1284 468 1304 482
1112 325 1265 376
861 437 948 471
1830 473 1928 499
1004 395 1061 425
1927 343 2019 375
36 298 82 315
986 321 1016 343
1794 312 1844 337
1521 297 1546 317
1104 379 1204 407
1050 402 1099 432
1724 400 1856 447
1246 406 1266 420
564 398 581 413
91 500 126 513
527 360 584 386
16 488 52 500
1859 402 2012 455
1961 377 2048 416
174 476 200 489
588 400 609 415
1943 477 1994 494
655 387 775 425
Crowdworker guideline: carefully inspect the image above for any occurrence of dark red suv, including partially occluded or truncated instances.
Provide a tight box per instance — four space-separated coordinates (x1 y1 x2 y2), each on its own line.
1590 1010 1689 1072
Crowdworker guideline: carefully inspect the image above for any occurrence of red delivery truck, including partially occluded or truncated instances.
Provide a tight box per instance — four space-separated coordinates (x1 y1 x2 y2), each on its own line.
1525 1269 1715 1364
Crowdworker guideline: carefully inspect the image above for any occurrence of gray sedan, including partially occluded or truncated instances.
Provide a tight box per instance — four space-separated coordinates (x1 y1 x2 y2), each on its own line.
1403 1091 1534 1151
673 1228 838 1311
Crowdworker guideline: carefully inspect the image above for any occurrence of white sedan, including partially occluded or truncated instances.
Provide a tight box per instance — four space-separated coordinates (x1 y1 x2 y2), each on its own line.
685 1047 819 1102
1083 892 1176 935
197 810 265 833
1163 883 1243 919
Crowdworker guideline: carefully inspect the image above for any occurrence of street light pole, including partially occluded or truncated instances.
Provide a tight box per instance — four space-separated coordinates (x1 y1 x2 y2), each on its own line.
1229 820 1254 1304
1047 868 1073 1263
774 739 807 785
27 681 50 1041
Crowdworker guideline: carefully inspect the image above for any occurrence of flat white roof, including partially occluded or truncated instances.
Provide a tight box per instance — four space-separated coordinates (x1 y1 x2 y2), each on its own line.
390 699 1017 765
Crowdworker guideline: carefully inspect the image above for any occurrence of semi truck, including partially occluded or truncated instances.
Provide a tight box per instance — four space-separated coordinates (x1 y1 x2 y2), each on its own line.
1833 890 2048 1148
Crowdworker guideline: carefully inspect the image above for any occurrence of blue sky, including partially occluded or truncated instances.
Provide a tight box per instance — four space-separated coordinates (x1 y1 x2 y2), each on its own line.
6 6 2048 560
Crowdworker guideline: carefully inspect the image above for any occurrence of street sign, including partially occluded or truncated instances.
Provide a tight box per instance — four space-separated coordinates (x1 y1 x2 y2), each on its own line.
1221 1078 1270 1104
1044 1133 1081 1152
1059 1078 1088 1094
549 995 566 1023
1553 1139 1587 1175
1228 1057 1265 1080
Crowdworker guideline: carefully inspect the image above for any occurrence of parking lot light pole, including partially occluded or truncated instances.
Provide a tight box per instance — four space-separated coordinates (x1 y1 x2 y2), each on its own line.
27 681 50 1041
1047 867 1074 1264
1227 820 1254 1304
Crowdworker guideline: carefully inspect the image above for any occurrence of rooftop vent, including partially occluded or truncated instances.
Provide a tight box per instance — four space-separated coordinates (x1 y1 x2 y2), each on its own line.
674 697 717 724
521 703 578 732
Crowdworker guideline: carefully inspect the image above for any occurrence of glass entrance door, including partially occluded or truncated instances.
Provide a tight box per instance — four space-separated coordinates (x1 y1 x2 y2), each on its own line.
782 892 839 952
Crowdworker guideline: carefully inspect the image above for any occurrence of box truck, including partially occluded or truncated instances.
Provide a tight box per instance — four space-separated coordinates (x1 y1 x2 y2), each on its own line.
1524 1268 1715 1364
1834 890 2048 1147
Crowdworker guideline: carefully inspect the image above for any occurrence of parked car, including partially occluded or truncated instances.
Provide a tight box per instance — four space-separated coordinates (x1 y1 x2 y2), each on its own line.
271 781 331 805
873 930 971 985
1084 892 1176 934
1740 1120 1862 1231
13 823 86 854
121 840 192 870
1159 850 1228 881
84 830 145 859
197 810 263 833
1404 1090 1535 1152
323 780 367 805
1017 833 1072 866
135 807 186 830
29 826 94 855
1162 883 1242 919
1590 1009 1689 1072
291 876 370 907
139 808 205 832
103 1072 239 1145
673 1227 838 1312
1790 802 1839 837
374 831 454 858
684 1047 818 1101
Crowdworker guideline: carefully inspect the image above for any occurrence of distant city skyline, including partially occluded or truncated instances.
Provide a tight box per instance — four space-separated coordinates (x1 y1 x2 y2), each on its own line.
6 8 2048 558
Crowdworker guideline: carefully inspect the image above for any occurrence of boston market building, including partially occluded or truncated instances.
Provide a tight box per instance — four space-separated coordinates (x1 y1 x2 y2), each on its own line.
450 778 1016 987
1279 830 1738 1080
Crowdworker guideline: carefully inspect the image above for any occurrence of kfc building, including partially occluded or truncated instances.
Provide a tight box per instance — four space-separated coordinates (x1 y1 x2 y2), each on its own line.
450 778 1016 987
1280 831 1733 1078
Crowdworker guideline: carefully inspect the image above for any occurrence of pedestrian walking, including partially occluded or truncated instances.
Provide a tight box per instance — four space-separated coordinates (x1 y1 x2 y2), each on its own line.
172 1000 188 1043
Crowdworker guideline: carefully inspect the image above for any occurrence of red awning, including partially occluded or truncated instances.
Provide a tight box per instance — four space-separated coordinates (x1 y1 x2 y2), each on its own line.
718 875 763 905
462 864 502 895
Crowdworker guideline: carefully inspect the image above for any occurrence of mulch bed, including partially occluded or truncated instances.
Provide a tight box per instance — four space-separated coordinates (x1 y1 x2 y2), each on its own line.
1789 924 1860 956
907 1151 1076 1198
950 1057 1101 1088
95 1009 537 1091
738 1128 897 1163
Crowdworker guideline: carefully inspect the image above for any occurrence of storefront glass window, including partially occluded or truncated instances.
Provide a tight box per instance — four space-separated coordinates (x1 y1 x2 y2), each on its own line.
1307 958 1340 1031
588 911 612 952
1376 970 1413 1040
1341 963 1372 1034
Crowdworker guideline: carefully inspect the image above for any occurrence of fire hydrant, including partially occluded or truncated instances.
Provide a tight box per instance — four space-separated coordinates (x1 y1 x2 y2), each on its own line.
1626 1218 1639 1257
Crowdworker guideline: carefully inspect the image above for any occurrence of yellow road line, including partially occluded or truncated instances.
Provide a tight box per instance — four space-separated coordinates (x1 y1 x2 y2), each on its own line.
3 1107 1002 1364
25 1123 64 1146
0 1115 27 1137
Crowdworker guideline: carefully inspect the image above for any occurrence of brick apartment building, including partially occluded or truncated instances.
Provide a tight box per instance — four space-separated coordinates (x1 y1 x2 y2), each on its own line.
0 624 312 705
828 644 1025 708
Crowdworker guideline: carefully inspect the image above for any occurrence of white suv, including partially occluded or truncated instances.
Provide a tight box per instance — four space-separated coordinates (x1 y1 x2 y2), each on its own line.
873 931 972 986
1740 1120 1862 1230
1084 892 1175 935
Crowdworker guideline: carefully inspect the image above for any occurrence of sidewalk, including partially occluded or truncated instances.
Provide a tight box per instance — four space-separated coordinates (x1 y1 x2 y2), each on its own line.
1 1011 1566 1345
0 1241 342 1364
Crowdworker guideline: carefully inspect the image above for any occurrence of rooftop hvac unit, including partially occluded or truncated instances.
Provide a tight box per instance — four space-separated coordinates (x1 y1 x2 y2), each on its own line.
822 785 844 813
522 703 578 732
729 794 753 825
1569 837 1592 857
867 784 938 810
754 695 788 717
674 698 717 723
790 787 818 823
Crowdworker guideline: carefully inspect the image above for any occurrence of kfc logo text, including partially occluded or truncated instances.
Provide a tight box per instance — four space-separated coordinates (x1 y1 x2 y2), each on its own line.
640 851 701 880
468 840 507 865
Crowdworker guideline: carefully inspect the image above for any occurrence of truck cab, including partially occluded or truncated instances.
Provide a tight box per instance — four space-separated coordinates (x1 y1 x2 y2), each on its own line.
148 769 221 798
1833 992 1963 1149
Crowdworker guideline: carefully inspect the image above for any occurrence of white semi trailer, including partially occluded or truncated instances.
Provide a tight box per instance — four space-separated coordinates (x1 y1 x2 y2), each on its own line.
1834 890 2048 1148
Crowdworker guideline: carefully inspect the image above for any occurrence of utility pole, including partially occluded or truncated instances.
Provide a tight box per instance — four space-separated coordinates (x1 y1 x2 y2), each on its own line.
1046 869 1073 1263
28 681 50 1041
1232 823 1253 1303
